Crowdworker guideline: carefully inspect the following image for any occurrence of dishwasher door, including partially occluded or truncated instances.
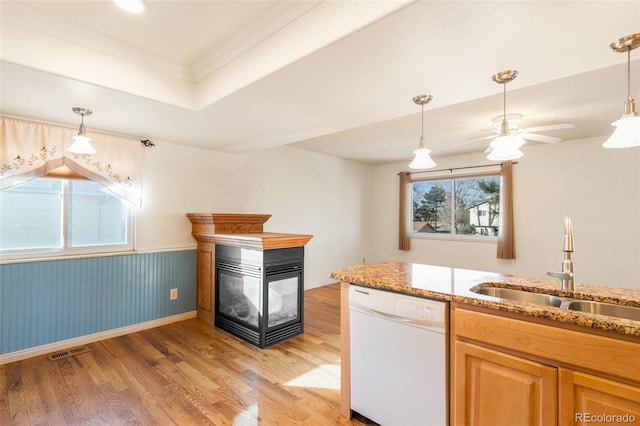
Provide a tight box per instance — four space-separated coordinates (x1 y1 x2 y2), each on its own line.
349 285 448 426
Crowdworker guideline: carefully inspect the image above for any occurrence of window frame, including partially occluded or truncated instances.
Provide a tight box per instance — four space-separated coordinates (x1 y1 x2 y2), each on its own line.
0 178 135 262
409 171 501 242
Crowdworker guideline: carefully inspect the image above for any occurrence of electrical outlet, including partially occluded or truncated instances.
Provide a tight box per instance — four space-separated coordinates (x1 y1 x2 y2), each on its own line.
170 288 178 300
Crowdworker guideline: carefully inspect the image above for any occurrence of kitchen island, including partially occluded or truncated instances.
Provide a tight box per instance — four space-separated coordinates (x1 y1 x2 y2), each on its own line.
331 262 640 425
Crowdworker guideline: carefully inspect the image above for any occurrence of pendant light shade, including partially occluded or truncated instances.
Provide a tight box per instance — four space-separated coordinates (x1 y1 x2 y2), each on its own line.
409 94 436 169
603 33 640 149
70 134 95 155
68 108 96 155
603 115 640 148
487 70 525 161
409 147 436 169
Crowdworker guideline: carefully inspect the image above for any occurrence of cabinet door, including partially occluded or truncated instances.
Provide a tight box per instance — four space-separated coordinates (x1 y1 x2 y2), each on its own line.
559 368 640 425
453 341 557 426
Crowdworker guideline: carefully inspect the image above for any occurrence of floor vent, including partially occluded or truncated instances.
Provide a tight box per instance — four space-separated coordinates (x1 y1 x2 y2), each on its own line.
48 346 90 361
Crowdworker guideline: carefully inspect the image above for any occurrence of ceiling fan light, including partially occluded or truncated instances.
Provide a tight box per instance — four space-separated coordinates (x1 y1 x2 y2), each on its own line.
485 69 527 161
487 146 523 161
489 134 525 150
409 148 436 169
487 135 524 161
603 115 640 148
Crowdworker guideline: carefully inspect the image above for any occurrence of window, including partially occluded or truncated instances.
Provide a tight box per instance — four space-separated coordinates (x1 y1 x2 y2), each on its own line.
412 175 501 237
0 178 133 258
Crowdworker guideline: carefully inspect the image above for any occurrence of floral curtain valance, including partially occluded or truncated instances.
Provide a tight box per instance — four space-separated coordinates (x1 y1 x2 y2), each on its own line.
0 116 143 207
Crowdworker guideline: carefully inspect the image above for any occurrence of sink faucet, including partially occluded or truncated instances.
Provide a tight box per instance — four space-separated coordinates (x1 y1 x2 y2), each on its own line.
547 217 575 292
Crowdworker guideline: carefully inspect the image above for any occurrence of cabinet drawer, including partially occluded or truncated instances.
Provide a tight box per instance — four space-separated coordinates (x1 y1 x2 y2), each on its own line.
452 305 640 383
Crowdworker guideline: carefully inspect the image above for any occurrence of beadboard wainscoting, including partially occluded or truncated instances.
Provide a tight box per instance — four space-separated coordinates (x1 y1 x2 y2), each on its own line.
0 250 197 363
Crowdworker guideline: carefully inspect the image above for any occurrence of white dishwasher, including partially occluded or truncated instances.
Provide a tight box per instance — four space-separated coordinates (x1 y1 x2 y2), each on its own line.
349 285 448 426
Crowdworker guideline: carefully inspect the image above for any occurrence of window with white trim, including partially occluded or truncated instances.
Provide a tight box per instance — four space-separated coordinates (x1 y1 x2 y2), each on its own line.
0 178 134 258
412 174 501 237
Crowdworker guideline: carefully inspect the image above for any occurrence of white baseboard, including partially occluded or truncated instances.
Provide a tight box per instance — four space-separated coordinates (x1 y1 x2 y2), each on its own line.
0 311 197 365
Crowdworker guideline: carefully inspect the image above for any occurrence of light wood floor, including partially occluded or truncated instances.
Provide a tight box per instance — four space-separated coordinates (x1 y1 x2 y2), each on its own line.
1 283 375 425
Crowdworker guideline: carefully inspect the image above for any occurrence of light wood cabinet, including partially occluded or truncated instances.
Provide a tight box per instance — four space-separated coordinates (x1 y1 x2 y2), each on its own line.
559 368 640 425
195 243 215 323
451 303 640 425
454 340 557 426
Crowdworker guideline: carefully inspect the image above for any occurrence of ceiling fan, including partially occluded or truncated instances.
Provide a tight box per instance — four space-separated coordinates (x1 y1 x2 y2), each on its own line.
477 112 574 146
460 70 574 159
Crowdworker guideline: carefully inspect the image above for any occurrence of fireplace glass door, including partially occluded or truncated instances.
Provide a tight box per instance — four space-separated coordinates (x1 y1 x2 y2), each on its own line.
267 274 300 328
217 269 261 330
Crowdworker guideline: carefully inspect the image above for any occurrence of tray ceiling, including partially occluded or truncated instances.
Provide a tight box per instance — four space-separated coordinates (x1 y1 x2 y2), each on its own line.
1 1 639 164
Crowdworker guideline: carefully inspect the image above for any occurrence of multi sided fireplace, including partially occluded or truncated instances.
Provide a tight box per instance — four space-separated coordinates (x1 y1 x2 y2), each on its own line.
186 213 313 348
215 245 304 348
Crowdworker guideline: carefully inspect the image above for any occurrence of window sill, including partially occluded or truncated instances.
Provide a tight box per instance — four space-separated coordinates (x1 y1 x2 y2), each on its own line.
410 233 498 244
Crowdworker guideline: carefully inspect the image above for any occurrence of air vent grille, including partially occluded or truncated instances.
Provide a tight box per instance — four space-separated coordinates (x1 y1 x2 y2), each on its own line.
48 346 89 361
266 262 302 277
217 260 261 277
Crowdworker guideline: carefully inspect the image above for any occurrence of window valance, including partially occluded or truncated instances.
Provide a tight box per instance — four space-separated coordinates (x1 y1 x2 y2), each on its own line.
0 116 143 207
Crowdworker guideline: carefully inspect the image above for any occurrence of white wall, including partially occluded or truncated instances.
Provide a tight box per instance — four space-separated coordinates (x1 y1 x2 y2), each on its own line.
237 145 372 288
136 140 244 252
368 137 640 290
134 134 638 291
136 141 372 289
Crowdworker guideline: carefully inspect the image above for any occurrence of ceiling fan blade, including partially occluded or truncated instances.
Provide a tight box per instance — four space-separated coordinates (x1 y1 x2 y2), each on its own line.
523 133 562 143
454 134 495 147
524 123 574 132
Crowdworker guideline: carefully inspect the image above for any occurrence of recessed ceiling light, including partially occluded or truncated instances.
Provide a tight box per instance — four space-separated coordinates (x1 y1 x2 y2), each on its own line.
112 0 147 14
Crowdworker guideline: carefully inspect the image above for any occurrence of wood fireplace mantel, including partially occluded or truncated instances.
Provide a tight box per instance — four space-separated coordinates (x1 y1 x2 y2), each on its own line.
186 213 313 323
187 213 312 249
187 213 270 234
196 232 313 250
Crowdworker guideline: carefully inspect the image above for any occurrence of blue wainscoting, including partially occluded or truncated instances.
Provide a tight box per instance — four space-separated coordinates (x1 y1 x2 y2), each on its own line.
0 249 197 355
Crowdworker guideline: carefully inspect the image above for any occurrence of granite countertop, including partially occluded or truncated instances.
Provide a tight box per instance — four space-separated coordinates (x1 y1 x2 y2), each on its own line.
329 262 640 338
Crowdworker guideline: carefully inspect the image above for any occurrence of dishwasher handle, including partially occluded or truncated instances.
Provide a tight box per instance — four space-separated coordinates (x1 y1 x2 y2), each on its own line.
350 303 446 332
351 305 413 323
348 285 447 331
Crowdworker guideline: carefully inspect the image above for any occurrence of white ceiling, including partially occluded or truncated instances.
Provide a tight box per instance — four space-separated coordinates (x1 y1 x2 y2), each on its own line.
1 0 639 165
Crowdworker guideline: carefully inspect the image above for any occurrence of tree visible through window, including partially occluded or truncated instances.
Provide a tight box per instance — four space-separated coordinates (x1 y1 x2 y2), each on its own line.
412 175 501 237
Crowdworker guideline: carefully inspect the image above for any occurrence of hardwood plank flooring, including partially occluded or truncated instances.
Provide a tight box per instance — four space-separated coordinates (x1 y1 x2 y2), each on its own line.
0 283 375 425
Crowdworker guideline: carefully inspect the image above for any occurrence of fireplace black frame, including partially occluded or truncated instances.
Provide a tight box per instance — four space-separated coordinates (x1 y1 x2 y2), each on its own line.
214 245 304 348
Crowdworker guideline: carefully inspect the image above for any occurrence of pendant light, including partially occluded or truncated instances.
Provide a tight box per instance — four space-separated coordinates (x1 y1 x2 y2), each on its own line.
487 70 525 161
68 108 96 155
409 94 436 169
603 33 640 149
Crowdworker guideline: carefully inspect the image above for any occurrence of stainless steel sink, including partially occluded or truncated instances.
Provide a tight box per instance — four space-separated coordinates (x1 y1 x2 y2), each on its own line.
566 300 640 322
473 286 640 322
474 287 564 307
